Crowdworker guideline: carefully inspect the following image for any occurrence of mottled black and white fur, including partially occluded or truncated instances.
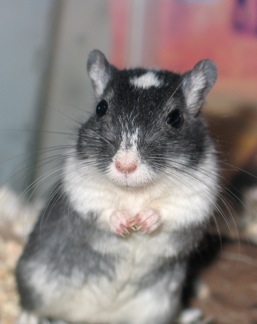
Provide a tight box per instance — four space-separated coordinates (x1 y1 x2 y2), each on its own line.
16 50 219 324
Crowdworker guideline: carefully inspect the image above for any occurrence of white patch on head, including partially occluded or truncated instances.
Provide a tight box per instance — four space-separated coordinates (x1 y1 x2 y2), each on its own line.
130 72 163 89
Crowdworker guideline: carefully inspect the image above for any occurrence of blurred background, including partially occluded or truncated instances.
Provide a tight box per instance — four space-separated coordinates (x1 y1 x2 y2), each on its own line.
0 0 257 323
1 0 257 194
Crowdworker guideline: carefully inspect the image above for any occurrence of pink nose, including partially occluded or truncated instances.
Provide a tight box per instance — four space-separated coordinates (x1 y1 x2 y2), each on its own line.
115 160 138 174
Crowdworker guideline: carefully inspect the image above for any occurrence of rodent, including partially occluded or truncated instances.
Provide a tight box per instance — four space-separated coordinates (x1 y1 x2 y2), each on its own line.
16 49 219 324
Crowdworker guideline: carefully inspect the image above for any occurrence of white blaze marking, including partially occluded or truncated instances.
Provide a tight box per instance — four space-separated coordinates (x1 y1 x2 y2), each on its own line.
116 129 140 170
130 72 162 89
120 128 139 150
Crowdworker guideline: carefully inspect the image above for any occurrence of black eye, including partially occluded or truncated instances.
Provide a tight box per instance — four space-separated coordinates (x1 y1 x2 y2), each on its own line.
96 100 108 117
166 109 183 128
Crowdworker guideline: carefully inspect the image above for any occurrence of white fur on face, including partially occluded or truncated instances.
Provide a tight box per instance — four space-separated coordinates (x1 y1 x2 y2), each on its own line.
107 154 155 188
130 72 163 89
107 130 155 188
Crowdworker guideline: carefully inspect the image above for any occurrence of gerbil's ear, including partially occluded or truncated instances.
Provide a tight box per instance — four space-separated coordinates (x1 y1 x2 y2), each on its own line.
87 50 112 97
182 59 217 115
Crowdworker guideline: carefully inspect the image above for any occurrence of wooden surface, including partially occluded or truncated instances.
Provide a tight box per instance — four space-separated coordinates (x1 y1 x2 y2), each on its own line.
191 241 257 324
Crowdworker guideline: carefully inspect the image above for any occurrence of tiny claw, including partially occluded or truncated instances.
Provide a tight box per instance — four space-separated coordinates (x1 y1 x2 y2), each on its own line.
128 218 136 226
134 209 162 234
121 229 130 238
123 227 130 235
110 210 131 237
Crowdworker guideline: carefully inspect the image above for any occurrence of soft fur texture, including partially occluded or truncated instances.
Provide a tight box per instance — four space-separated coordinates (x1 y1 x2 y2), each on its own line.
16 50 219 324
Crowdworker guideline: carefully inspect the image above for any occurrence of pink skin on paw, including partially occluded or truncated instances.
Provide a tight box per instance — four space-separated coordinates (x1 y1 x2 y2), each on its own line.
133 209 162 233
110 210 131 236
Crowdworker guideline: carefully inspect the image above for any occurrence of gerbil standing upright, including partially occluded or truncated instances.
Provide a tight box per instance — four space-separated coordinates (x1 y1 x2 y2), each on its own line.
16 50 219 324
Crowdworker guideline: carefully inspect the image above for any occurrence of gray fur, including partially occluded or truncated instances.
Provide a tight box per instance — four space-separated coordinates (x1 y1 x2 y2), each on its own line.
182 59 217 115
16 188 117 311
87 49 113 97
16 50 218 324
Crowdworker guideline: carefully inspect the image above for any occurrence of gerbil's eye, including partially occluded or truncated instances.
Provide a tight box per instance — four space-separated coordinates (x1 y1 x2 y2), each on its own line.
166 109 183 128
96 100 108 117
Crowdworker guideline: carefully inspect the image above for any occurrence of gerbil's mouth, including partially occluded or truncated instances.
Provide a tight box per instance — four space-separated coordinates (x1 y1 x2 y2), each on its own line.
106 144 156 188
106 161 156 188
107 175 153 188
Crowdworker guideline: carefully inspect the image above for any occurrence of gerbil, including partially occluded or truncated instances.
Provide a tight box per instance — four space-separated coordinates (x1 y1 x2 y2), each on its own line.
16 50 218 324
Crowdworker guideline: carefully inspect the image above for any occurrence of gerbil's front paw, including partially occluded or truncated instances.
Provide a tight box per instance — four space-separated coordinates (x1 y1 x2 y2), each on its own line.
110 210 131 237
133 209 162 234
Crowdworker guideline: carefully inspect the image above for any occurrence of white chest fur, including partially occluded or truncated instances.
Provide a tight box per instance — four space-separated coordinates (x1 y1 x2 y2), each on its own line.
64 154 218 233
30 153 218 322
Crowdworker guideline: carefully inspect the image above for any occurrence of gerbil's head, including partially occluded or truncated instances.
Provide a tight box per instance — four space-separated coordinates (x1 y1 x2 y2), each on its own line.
76 50 217 188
